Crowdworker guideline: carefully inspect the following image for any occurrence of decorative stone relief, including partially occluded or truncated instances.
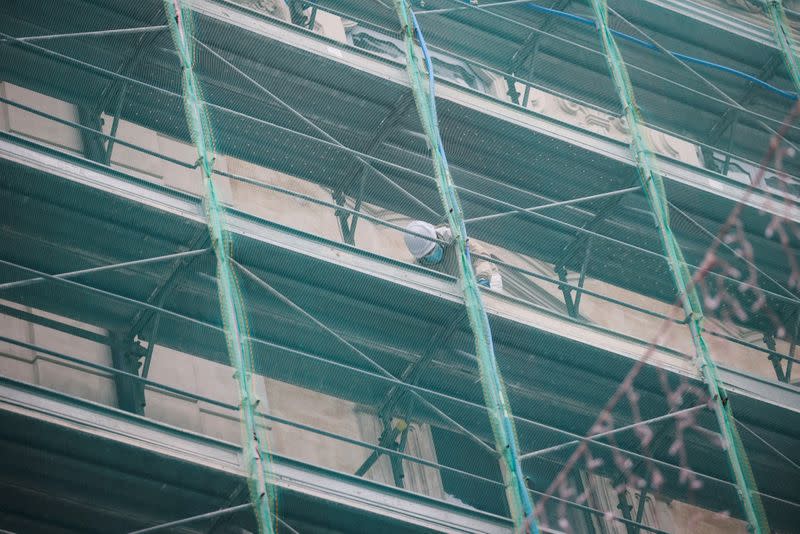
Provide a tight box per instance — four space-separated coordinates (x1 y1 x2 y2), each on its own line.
584 112 613 136
716 0 762 13
231 0 291 21
611 115 629 137
691 0 769 29
528 90 546 112
482 71 505 100
508 77 704 165
546 92 583 125
523 85 547 113
649 130 682 159
555 94 583 117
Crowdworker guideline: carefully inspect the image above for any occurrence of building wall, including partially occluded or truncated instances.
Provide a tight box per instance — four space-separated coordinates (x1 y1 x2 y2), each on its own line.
507 81 703 168
585 473 749 534
0 297 444 497
0 81 445 498
0 300 118 406
0 13 788 525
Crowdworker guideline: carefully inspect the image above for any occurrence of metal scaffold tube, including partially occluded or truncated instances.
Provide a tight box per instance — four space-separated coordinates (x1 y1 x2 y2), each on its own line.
128 503 253 534
392 1 538 532
163 1 275 533
764 0 800 93
585 0 770 532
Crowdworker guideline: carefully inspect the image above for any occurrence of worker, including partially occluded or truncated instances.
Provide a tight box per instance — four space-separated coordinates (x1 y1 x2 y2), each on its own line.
404 220 502 290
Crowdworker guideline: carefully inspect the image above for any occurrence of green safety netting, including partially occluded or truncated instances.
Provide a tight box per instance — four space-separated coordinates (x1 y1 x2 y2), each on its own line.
589 0 768 530
0 0 799 532
164 0 276 531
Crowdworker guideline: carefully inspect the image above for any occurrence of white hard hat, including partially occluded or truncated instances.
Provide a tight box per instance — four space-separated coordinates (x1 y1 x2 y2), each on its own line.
404 221 437 259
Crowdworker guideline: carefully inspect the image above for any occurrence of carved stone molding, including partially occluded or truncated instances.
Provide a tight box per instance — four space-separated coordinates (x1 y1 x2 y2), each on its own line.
231 0 291 21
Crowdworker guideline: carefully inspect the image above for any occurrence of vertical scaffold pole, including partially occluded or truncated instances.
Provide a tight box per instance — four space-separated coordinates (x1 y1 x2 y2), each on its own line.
163 2 275 533
586 1 769 532
764 0 800 94
392 1 538 532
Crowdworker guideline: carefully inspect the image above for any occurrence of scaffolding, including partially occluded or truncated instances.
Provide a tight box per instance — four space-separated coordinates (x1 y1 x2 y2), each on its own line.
0 0 799 532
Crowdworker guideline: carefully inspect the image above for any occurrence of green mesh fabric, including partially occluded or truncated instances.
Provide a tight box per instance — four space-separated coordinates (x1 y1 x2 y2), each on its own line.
2 0 799 531
164 1 275 532
393 1 536 531
765 0 800 94
587 0 770 531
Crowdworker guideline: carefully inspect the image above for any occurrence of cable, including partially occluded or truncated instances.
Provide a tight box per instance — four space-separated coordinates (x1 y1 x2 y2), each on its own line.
0 25 168 43
734 416 800 472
